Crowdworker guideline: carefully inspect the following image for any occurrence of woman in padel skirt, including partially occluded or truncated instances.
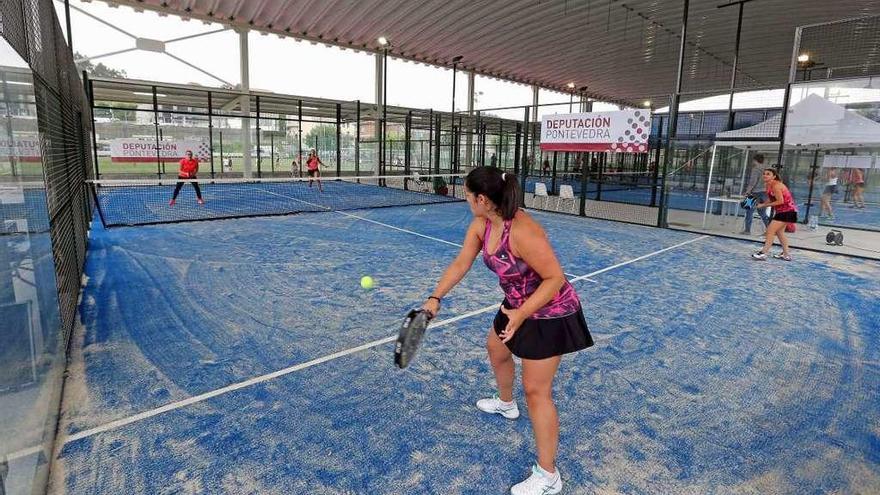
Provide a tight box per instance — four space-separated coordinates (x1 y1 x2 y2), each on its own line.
752 168 797 262
306 148 324 192
422 166 593 495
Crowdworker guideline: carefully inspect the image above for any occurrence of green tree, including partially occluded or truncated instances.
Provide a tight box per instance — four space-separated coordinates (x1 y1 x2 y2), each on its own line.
74 52 128 79
303 124 354 152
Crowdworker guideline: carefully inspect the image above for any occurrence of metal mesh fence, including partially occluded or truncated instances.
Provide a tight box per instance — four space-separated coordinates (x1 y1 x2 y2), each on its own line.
796 15 880 82
0 1 93 494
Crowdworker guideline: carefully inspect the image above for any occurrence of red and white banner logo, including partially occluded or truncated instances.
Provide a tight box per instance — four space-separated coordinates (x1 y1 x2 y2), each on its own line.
540 110 651 153
110 139 210 162
0 138 42 162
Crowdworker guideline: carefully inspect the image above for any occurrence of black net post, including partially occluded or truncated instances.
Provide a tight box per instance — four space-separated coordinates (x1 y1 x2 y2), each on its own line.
551 151 558 194
88 183 107 228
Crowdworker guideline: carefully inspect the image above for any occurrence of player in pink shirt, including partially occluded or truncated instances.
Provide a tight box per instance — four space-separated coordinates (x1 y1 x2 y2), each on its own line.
422 166 592 495
752 168 798 261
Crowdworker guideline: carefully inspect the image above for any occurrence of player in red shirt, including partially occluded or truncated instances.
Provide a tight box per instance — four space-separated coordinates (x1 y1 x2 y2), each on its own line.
170 150 204 206
306 148 324 192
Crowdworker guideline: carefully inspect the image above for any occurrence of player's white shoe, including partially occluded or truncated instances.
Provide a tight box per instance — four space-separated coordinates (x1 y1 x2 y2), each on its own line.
511 464 562 495
476 395 520 419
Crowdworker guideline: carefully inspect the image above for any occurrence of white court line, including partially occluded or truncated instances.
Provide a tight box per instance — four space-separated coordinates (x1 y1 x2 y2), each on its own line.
6 445 42 462
260 189 584 278
10 234 707 456
260 187 459 248
334 210 583 279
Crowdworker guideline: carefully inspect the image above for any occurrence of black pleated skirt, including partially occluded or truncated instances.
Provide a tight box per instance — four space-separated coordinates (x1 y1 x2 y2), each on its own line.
493 300 593 360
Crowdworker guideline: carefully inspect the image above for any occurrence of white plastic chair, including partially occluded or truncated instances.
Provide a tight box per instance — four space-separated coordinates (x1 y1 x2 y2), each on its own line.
533 182 549 209
558 184 576 213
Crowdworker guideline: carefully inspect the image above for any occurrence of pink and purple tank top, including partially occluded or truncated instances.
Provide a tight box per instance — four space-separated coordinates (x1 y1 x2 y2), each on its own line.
482 218 581 319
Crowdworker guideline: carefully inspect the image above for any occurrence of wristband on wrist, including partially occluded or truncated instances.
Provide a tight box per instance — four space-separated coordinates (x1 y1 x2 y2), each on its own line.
427 296 442 303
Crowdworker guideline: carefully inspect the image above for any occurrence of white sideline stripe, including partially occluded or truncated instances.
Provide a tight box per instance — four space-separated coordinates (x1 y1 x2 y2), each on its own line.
334 209 462 248
6 445 42 461
59 335 399 446
569 235 709 282
34 234 706 450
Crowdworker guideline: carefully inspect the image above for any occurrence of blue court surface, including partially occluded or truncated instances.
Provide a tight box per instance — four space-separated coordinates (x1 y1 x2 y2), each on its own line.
53 201 879 494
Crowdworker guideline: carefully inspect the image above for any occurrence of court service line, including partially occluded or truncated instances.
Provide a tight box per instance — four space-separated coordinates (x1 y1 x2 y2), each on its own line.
259 189 585 278
18 234 708 455
333 208 585 280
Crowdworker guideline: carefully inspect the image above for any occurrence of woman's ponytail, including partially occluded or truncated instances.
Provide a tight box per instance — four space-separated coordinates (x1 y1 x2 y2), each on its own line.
465 166 522 220
498 172 521 220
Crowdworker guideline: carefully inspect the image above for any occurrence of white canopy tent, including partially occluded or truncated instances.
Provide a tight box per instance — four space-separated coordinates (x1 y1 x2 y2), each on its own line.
715 94 880 149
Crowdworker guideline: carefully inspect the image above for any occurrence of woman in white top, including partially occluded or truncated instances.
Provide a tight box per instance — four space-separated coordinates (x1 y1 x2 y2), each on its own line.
820 168 838 220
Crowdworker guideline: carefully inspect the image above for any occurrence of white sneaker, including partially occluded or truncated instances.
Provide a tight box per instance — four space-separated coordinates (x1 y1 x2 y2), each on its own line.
511 464 562 495
476 395 520 419
751 250 767 261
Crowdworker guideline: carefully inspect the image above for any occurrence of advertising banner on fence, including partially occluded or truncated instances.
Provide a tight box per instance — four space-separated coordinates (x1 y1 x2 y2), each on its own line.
540 110 651 153
0 138 42 162
110 139 210 162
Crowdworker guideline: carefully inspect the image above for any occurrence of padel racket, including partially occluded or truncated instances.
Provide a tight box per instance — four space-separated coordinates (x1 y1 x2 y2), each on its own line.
394 309 433 368
740 194 757 210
